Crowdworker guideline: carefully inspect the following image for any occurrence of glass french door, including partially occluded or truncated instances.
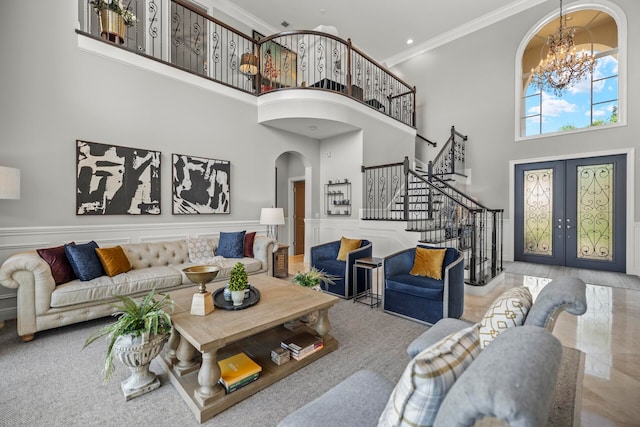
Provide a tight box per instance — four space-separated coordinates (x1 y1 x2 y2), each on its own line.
515 155 626 272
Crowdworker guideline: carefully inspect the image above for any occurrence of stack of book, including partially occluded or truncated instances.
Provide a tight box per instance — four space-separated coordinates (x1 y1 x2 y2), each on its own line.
281 332 324 361
217 352 262 394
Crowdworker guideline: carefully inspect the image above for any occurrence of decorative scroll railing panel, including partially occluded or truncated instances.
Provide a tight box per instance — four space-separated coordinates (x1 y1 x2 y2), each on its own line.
77 0 416 127
362 156 503 286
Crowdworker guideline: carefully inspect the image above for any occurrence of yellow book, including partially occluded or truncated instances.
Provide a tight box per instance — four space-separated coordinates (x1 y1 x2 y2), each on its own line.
218 352 262 387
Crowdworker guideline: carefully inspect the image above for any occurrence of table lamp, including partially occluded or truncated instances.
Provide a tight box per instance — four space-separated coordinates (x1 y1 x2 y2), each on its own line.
260 207 285 240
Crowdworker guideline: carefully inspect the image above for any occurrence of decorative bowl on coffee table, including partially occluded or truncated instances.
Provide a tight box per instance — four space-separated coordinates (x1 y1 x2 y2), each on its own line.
183 265 221 316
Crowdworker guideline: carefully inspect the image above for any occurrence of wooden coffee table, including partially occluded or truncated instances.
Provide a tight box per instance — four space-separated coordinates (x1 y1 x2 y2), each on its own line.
157 274 340 423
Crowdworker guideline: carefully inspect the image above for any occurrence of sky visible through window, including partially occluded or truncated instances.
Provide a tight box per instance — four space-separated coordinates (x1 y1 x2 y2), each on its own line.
525 54 618 136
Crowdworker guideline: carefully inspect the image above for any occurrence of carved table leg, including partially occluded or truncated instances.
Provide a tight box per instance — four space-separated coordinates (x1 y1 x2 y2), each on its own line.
164 326 180 366
195 348 220 406
314 308 332 337
174 334 200 376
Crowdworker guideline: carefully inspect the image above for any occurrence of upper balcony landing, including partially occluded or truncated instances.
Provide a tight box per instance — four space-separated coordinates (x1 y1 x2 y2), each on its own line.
77 0 416 136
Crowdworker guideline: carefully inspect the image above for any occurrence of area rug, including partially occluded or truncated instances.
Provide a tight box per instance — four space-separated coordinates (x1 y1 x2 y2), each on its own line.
549 345 585 426
0 299 582 426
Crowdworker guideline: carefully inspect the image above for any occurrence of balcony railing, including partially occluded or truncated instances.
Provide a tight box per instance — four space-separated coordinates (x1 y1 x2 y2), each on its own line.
77 0 416 127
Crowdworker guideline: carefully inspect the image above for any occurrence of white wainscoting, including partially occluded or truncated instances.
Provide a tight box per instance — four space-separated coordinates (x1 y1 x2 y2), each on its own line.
303 218 423 263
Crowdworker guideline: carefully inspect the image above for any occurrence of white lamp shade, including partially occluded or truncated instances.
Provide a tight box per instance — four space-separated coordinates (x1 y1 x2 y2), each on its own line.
259 207 285 225
0 167 20 200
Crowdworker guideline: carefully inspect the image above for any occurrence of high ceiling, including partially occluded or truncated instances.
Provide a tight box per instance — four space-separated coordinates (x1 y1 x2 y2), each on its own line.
223 0 549 66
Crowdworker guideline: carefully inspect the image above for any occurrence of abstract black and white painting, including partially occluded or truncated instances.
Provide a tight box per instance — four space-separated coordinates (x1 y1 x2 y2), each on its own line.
172 154 230 214
76 140 161 215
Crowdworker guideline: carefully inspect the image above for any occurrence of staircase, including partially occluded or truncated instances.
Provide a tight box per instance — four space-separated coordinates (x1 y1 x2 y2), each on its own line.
362 127 503 286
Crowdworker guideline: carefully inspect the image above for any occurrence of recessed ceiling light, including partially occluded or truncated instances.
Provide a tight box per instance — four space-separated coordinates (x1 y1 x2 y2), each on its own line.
406 39 414 45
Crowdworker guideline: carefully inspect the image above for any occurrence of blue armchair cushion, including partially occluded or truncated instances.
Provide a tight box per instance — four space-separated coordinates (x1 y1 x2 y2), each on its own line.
410 247 447 279
64 241 104 281
216 231 246 258
386 274 444 300
336 237 362 261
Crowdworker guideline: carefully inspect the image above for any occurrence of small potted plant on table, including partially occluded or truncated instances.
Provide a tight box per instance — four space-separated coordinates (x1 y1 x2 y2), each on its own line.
228 262 249 306
83 288 173 400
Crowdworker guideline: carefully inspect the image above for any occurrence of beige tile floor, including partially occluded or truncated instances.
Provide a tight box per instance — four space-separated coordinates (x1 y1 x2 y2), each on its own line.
289 255 640 426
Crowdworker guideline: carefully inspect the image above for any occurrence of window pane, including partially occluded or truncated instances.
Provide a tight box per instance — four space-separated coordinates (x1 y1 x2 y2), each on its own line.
593 75 618 104
591 100 618 126
525 116 541 136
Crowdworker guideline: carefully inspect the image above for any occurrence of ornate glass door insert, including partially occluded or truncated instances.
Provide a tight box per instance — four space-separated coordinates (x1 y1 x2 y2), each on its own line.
576 163 614 261
523 168 554 256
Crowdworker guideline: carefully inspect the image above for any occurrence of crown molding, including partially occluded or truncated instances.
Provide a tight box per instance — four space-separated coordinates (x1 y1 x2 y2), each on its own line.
208 0 278 36
384 0 549 68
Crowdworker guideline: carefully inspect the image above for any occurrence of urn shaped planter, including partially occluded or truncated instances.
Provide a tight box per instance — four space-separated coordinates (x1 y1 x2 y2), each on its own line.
113 332 168 400
99 9 126 44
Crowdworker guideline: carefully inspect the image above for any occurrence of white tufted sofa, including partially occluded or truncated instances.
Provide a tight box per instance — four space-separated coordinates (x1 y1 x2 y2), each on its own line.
0 236 275 342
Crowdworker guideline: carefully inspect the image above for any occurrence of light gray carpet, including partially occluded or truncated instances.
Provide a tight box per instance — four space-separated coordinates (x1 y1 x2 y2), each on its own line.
0 299 582 427
504 261 640 291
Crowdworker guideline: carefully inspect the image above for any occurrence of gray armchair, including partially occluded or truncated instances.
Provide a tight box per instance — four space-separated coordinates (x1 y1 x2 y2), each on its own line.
407 276 587 358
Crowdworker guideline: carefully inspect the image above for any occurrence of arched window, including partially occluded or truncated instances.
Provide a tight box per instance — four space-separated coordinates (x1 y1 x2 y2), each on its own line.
517 2 626 139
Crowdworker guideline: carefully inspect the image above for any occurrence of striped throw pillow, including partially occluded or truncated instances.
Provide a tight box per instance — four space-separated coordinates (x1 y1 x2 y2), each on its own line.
377 323 481 427
479 286 532 349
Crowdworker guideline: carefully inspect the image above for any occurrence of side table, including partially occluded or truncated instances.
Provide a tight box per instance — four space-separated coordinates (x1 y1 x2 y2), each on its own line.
273 244 289 278
353 257 382 308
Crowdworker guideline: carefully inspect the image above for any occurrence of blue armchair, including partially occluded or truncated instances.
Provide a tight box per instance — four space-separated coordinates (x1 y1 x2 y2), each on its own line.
310 239 372 299
383 246 464 325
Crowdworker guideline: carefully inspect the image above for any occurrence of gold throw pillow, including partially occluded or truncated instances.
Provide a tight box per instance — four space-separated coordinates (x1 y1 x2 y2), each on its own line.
96 246 132 277
409 247 447 280
336 237 362 261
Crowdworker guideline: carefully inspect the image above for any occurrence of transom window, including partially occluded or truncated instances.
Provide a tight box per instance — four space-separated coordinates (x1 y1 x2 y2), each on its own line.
519 7 623 138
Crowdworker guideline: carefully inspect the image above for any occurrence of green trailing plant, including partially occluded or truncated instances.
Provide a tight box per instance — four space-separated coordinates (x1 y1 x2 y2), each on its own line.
292 267 338 288
89 0 137 26
228 262 248 291
83 288 173 383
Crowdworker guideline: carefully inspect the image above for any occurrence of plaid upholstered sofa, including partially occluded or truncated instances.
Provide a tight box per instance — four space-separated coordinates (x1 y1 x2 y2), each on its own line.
278 277 587 427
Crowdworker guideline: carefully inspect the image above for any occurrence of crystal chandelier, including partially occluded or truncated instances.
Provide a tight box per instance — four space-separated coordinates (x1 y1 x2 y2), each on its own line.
530 0 595 97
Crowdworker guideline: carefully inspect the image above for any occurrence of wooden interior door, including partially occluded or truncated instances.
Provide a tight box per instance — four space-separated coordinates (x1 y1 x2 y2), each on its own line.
293 181 305 255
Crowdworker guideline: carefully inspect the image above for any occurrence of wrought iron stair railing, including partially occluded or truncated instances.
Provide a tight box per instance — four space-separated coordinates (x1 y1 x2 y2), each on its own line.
362 156 503 286
77 0 416 127
414 125 467 179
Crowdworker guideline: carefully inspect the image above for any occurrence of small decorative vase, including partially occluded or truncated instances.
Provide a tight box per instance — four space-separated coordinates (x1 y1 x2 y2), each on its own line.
113 332 168 400
231 290 245 306
223 284 232 302
99 9 127 44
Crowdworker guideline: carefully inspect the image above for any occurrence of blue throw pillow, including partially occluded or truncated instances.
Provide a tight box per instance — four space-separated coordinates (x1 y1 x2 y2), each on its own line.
64 241 105 281
216 231 246 258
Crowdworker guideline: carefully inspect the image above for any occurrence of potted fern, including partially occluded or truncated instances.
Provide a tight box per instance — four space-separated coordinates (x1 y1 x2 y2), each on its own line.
228 262 249 306
83 288 173 399
293 267 338 291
